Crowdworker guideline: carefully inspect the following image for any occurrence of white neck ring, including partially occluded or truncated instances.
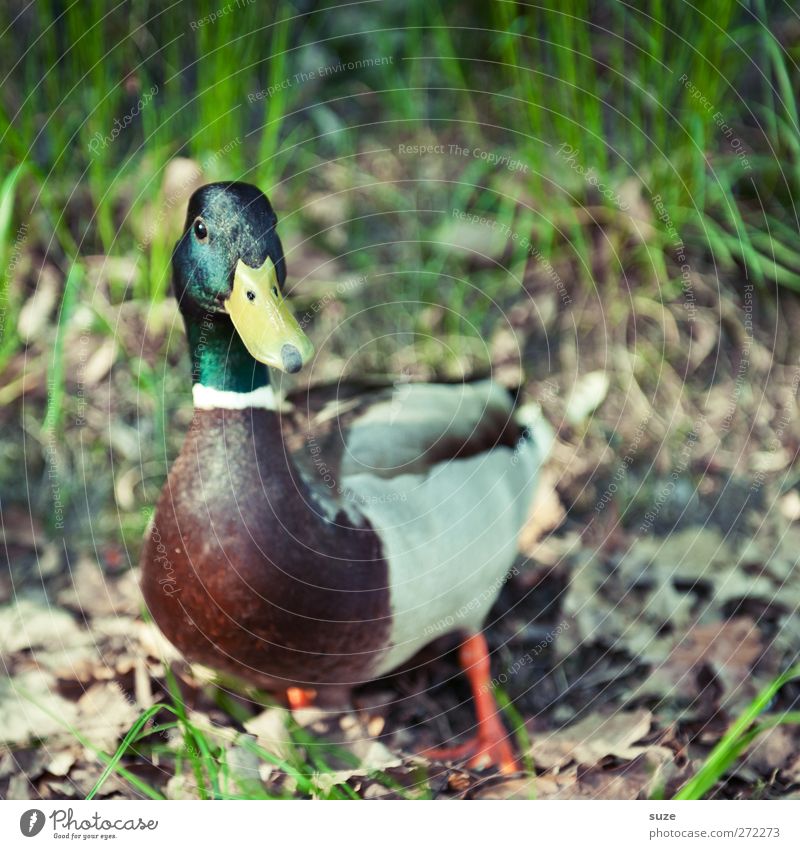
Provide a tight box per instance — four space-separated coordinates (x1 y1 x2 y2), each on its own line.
192 383 278 410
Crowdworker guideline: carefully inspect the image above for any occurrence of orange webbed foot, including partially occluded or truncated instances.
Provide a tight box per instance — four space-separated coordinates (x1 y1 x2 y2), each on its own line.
286 686 316 710
422 633 519 775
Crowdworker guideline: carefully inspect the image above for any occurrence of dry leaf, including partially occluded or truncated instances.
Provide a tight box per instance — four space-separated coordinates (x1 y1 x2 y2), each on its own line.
18 267 59 342
560 521 798 684
519 467 566 554
77 682 139 750
779 490 800 523
165 773 200 800
433 218 508 262
84 255 140 294
0 595 83 655
741 723 799 777
617 177 655 243
564 371 610 425
57 558 140 618
558 752 678 800
482 751 681 800
0 669 78 746
81 337 117 386
46 750 78 777
530 708 664 770
634 617 764 710
224 738 263 795
162 157 203 206
8 773 33 800
243 708 293 761
473 775 546 799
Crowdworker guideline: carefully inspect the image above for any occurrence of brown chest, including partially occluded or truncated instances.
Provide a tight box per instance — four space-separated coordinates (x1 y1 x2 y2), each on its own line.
139 407 392 690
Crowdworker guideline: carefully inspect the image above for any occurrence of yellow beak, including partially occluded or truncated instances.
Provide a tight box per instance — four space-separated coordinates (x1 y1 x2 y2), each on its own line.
224 257 314 374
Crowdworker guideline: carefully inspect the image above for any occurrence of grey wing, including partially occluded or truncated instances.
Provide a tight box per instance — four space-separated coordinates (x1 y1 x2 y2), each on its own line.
280 378 524 518
336 379 522 477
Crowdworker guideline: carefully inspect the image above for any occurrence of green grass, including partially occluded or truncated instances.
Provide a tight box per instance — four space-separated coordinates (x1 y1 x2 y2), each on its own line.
2 1 797 307
19 662 424 800
43 261 83 434
85 671 425 800
73 664 800 799
20 661 800 800
4 0 800 800
674 665 800 800
16 683 166 800
0 162 26 371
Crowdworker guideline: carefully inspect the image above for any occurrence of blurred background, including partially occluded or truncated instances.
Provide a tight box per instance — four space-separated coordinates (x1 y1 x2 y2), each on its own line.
1 0 799 800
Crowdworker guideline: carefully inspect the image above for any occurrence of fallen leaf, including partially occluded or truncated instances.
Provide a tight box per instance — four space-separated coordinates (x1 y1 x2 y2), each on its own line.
243 708 293 761
57 558 140 619
473 775 548 799
530 708 665 770
46 750 78 777
617 177 655 243
84 255 140 296
433 217 508 262
8 773 33 800
0 669 78 746
17 266 59 342
165 773 200 800
560 521 796 700
81 337 117 386
738 722 797 779
558 751 679 800
564 371 610 425
224 737 264 796
0 595 83 655
76 682 140 750
634 617 764 711
518 468 566 555
481 748 682 800
162 157 203 207
779 490 800 522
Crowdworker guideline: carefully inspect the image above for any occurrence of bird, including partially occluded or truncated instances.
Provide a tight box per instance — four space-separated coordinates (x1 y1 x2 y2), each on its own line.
140 181 551 773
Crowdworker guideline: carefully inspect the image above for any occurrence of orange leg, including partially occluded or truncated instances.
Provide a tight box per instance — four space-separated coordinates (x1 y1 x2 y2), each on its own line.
423 633 518 774
286 687 316 710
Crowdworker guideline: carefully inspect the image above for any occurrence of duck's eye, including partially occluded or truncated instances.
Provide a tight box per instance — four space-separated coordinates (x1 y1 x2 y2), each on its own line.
246 290 256 302
272 286 279 297
193 218 208 242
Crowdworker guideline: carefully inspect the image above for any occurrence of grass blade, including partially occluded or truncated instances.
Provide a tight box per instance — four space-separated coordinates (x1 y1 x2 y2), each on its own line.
674 665 800 800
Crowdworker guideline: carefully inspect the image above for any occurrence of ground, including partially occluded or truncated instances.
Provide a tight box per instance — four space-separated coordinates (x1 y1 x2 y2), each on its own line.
1 170 799 795
1 0 800 802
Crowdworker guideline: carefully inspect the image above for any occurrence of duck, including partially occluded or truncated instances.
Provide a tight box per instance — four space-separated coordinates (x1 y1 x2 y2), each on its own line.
140 181 551 773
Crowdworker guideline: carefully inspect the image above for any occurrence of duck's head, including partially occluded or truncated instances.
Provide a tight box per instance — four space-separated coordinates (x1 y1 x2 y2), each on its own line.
172 181 313 374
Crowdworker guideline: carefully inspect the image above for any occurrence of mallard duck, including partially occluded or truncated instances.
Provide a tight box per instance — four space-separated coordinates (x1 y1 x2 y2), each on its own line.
140 182 550 772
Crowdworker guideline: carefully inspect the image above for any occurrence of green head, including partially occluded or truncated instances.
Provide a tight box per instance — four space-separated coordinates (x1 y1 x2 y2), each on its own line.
172 182 313 391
